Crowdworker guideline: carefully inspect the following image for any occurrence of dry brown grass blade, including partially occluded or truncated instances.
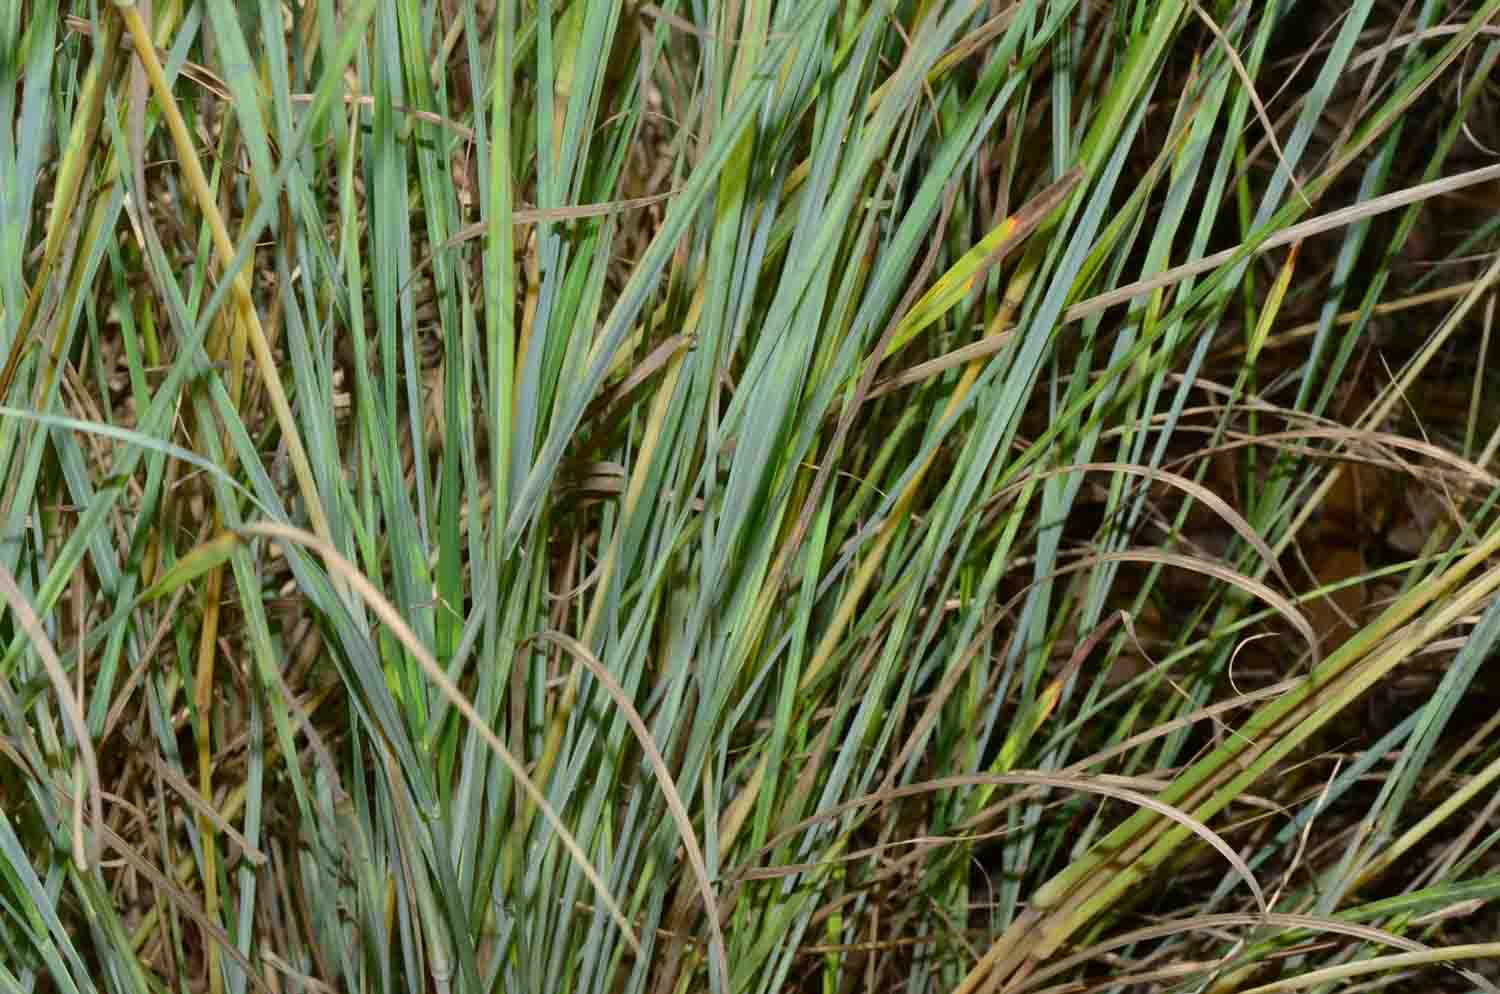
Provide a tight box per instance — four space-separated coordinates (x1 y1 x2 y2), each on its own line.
399 188 682 295
1188 1 1307 206
868 326 1016 398
145 753 267 868
581 332 696 427
290 92 477 139
1061 161 1500 325
1089 549 1317 663
995 462 1295 594
0 562 101 870
975 543 1319 681
854 682 1304 909
732 772 1266 916
1236 428 1499 490
444 188 682 247
1059 678 1300 778
1215 280 1486 359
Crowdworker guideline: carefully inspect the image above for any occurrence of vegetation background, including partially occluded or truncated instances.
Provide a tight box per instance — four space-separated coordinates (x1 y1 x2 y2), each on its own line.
2 0 1500 992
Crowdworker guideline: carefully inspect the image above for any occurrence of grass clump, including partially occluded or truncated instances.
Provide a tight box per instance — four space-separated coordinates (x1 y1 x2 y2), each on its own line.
2 1 1500 992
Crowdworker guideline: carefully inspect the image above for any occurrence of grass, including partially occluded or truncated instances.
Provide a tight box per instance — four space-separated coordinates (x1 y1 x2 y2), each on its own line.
2 1 1500 992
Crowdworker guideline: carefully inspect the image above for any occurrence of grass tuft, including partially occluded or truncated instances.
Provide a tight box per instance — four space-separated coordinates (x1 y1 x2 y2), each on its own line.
3 2 1500 993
